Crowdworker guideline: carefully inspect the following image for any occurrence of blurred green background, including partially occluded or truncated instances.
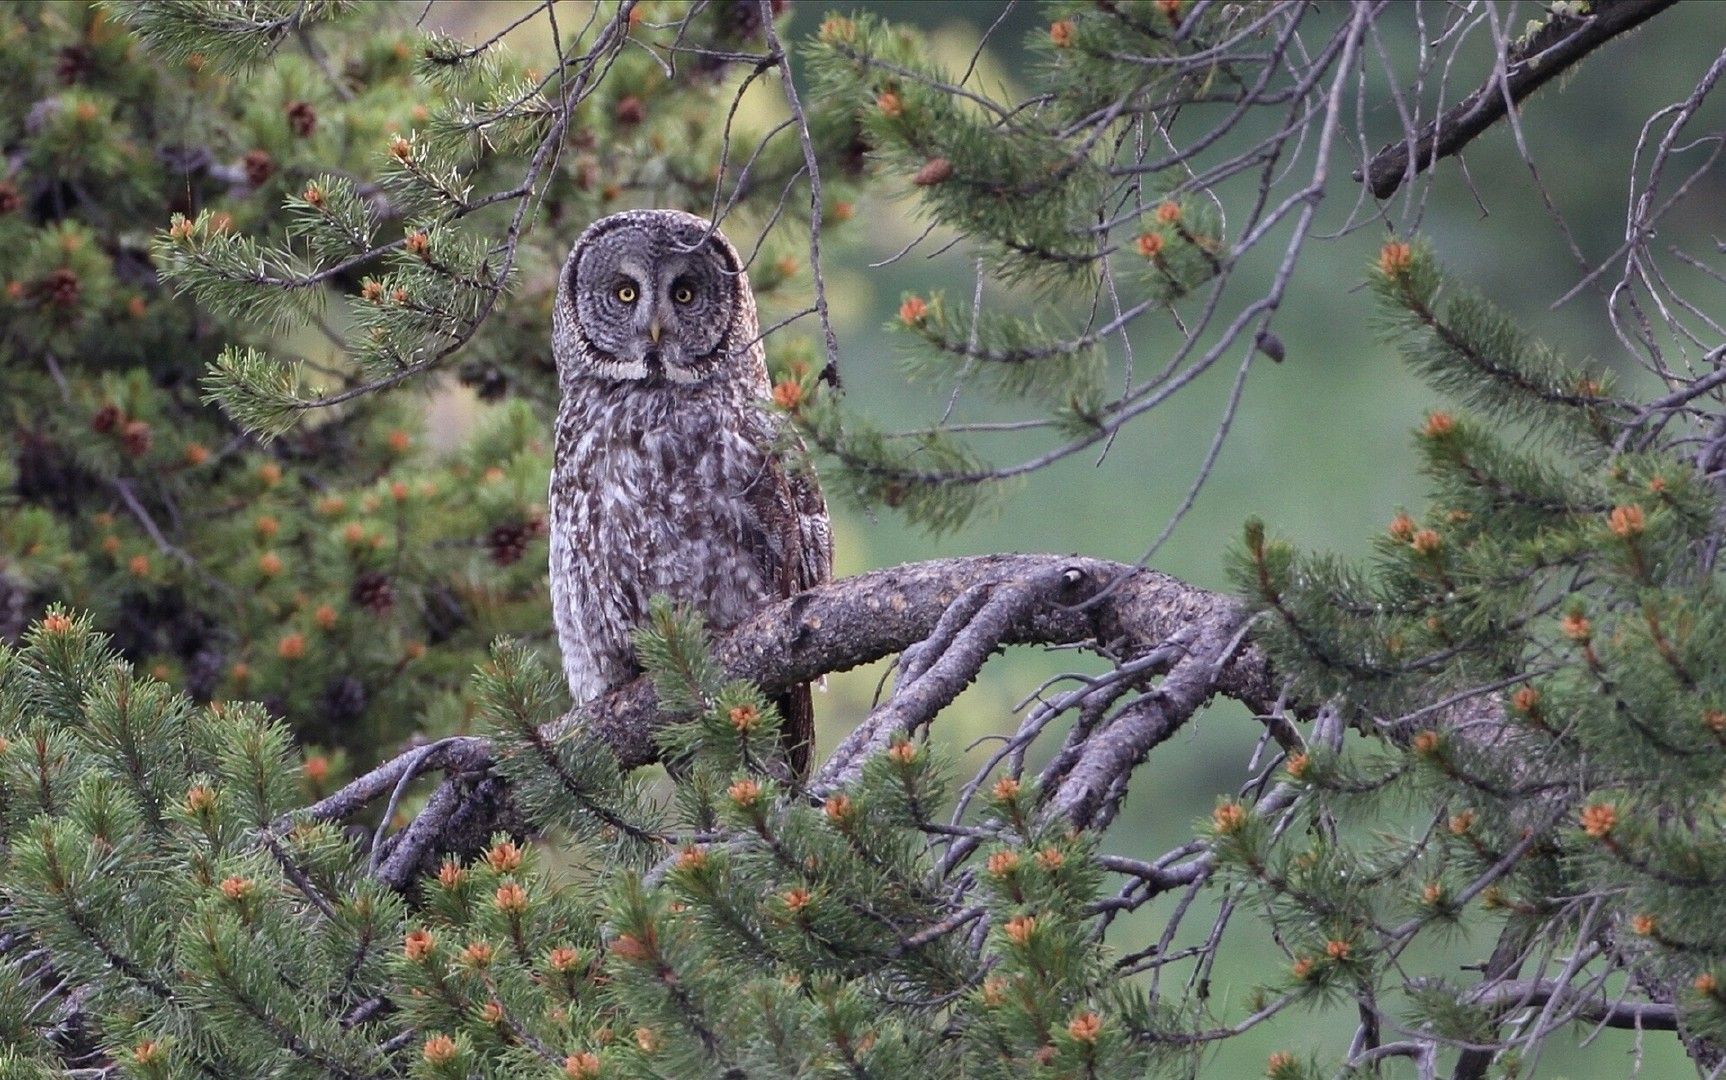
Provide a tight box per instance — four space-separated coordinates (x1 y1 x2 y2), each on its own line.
429 3 1724 1074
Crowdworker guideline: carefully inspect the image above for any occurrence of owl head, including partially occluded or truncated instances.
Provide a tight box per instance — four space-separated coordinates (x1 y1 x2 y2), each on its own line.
553 209 755 386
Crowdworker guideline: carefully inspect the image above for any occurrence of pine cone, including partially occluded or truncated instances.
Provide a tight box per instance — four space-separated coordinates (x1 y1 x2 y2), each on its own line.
55 44 94 85
913 158 953 186
32 268 80 308
243 149 275 187
459 361 510 402
120 420 152 458
487 519 543 566
614 95 645 126
486 522 528 566
350 570 395 615
285 100 317 137
90 403 121 434
0 181 20 215
320 675 368 726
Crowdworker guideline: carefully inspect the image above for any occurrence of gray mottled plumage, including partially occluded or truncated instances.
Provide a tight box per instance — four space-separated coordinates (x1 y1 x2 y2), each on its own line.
549 209 831 772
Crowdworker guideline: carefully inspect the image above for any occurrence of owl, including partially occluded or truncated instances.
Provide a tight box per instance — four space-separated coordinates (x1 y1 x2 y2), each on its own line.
549 209 832 774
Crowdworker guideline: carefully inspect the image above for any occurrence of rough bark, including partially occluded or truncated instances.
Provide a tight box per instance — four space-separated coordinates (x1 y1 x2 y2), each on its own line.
295 555 1284 881
558 553 1281 770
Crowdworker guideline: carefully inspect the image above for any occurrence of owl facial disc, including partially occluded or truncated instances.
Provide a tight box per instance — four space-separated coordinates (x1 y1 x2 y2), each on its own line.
563 215 738 386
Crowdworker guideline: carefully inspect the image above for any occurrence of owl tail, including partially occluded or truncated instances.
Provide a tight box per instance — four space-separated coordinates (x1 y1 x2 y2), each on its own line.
777 684 815 778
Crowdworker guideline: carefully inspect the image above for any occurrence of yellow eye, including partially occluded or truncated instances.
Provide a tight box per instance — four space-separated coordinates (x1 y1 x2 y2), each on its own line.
673 285 694 304
616 284 637 303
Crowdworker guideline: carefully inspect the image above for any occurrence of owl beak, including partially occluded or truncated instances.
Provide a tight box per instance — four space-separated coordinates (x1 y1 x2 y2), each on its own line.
648 320 662 346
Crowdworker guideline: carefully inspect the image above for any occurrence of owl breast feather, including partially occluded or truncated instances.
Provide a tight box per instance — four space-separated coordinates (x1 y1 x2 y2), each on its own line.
548 377 781 705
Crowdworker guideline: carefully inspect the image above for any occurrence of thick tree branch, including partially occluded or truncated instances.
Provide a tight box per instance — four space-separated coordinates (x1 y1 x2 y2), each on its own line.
297 556 1283 870
294 736 491 828
1046 614 1252 828
812 571 1062 792
553 554 1285 770
1358 0 1679 199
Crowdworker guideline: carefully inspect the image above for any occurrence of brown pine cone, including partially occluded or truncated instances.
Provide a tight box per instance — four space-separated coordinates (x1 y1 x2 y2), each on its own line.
286 100 317 137
243 149 275 187
120 420 152 458
90 403 122 434
350 570 394 615
32 268 80 308
487 520 543 566
614 95 645 126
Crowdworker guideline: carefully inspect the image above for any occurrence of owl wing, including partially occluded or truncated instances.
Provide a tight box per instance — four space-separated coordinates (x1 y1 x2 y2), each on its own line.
785 442 833 596
744 414 832 776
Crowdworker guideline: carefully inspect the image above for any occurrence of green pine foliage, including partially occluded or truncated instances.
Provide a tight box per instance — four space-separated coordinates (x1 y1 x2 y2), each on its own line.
776 4 1240 533
0 612 1182 1078
0 1 580 769
1229 240 1726 1061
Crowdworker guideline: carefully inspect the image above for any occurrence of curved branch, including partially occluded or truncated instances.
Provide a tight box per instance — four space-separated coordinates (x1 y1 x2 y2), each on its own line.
1047 614 1254 829
813 572 1060 793
554 554 1285 770
1358 0 1680 200
1464 978 1679 1032
296 556 1285 864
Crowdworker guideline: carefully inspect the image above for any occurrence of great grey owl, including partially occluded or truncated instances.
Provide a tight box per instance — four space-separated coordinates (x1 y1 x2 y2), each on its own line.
550 209 831 773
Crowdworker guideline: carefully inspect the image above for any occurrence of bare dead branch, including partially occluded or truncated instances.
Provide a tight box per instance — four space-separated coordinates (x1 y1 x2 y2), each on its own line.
1464 978 1679 1032
1358 0 1681 199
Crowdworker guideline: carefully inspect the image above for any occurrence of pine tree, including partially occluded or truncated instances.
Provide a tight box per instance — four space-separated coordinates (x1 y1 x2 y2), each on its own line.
4 1 1725 1077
